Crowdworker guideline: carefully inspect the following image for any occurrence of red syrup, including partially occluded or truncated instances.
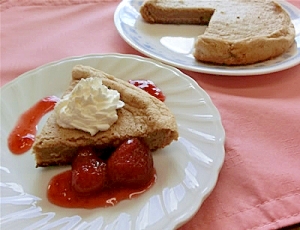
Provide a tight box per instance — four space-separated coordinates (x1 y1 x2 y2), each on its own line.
129 80 166 102
47 170 156 209
8 96 60 154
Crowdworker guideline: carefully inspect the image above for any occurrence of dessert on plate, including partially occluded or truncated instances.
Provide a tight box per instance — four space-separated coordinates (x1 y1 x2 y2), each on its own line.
140 0 296 65
33 65 178 167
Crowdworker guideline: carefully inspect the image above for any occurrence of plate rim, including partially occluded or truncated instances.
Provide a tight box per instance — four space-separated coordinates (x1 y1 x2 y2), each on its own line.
114 0 300 76
0 53 226 230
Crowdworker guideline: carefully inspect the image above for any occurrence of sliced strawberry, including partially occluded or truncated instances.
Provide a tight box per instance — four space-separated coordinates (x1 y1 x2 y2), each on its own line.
107 138 154 187
72 147 107 194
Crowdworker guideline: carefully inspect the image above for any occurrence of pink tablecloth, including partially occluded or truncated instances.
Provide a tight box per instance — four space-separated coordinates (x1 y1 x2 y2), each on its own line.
1 1 300 229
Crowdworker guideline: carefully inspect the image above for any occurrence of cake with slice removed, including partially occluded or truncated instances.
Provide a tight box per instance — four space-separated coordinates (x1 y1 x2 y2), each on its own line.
140 0 295 65
33 65 178 167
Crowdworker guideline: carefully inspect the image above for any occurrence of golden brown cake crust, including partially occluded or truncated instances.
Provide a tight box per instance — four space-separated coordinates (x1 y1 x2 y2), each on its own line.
140 0 295 65
140 0 215 25
33 65 178 167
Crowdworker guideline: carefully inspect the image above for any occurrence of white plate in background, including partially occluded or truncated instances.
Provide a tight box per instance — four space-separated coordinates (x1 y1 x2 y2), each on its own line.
114 0 300 76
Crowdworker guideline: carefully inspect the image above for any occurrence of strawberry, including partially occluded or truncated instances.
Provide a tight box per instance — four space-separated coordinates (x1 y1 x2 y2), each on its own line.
71 147 107 194
107 138 154 187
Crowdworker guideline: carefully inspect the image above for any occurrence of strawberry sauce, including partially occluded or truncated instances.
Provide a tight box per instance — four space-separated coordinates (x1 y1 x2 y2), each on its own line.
129 80 166 102
8 96 60 154
47 170 156 209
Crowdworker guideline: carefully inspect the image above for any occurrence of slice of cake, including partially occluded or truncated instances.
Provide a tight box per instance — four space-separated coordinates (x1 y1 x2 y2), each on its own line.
33 65 178 167
140 0 295 65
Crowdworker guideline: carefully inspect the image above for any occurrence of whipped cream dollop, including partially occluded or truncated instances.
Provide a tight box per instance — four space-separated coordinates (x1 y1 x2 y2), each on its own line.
54 77 124 136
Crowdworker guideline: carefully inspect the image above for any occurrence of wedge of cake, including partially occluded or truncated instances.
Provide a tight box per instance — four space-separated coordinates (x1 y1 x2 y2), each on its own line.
140 0 295 65
33 65 178 167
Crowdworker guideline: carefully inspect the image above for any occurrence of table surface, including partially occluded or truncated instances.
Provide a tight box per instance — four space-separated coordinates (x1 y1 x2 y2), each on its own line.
1 0 300 229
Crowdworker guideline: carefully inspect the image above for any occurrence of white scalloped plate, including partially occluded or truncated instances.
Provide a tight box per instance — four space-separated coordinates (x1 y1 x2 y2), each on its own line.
0 54 225 230
114 0 300 76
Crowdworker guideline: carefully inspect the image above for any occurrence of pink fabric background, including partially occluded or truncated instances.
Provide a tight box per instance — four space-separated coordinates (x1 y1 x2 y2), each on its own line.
1 0 300 229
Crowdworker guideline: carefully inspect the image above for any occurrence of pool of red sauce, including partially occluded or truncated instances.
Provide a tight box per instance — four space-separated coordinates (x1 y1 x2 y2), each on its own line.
47 170 156 209
8 96 60 154
7 79 163 209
